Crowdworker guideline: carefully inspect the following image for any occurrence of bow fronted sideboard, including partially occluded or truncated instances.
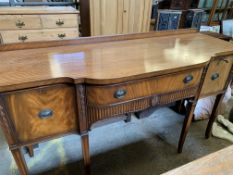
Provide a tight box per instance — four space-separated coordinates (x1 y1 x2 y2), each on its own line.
0 29 232 175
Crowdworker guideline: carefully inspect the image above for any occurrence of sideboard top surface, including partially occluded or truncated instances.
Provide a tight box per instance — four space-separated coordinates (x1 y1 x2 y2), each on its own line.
0 32 233 92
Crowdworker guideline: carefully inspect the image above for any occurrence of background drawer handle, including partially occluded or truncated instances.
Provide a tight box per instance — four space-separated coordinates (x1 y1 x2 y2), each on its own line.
183 75 193 84
114 89 127 99
38 109 53 119
58 33 66 39
15 20 25 28
211 73 220 81
56 19 64 26
18 35 28 42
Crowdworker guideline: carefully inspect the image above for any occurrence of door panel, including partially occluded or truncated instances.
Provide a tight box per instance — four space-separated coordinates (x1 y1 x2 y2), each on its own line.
90 0 123 36
123 0 147 33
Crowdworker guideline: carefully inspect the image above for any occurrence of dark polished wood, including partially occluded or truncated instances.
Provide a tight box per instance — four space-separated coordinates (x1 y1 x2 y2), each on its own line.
79 0 91 36
0 30 233 175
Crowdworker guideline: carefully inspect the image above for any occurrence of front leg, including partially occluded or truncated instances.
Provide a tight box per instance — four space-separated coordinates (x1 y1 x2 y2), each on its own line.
81 132 91 175
11 148 29 175
178 99 196 153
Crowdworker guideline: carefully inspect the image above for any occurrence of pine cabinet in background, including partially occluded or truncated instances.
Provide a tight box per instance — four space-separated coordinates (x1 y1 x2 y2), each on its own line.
89 0 152 36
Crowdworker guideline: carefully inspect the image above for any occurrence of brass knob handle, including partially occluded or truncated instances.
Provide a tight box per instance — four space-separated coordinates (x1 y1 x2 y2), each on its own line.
18 35 28 42
15 20 25 28
183 75 193 84
114 89 127 99
56 19 64 26
38 109 53 119
58 33 66 39
211 73 220 81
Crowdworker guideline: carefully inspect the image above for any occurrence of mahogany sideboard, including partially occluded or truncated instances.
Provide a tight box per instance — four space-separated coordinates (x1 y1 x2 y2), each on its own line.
0 29 232 175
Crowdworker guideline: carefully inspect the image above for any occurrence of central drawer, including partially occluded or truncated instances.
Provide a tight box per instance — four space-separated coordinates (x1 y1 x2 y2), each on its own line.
87 69 203 105
3 84 77 142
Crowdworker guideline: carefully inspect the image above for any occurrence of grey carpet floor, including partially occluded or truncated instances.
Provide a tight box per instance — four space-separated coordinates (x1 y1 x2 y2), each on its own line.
0 107 232 175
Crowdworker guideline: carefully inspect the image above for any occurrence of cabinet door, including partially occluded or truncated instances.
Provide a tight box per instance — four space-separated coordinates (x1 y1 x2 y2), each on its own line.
157 13 170 30
123 0 152 33
169 13 180 30
90 0 123 36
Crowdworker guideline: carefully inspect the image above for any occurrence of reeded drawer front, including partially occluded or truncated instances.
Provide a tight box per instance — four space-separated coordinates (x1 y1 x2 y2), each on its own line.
201 56 233 96
0 15 42 30
87 69 203 105
0 28 79 44
41 14 79 29
3 84 77 142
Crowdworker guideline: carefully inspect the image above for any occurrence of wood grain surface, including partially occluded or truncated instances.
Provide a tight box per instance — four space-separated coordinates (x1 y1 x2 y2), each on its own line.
87 69 202 105
162 145 233 175
200 55 233 96
0 6 79 15
3 84 78 142
0 32 233 92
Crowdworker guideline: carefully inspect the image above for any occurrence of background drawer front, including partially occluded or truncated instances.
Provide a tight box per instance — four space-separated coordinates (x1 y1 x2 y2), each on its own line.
4 84 77 142
87 69 202 105
0 15 42 30
201 56 233 96
0 28 79 44
41 14 79 29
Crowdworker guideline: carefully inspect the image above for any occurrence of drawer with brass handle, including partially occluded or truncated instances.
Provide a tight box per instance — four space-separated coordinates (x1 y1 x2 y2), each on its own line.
18 35 28 42
58 33 66 39
0 28 79 44
86 69 203 105
40 14 79 29
2 84 78 142
0 15 42 30
200 56 233 96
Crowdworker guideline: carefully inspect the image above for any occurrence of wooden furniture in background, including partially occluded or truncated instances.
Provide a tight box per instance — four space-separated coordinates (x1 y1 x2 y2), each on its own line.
162 145 233 175
1 0 78 6
184 9 204 30
0 30 232 175
0 6 79 44
155 10 182 30
158 0 200 10
80 0 152 36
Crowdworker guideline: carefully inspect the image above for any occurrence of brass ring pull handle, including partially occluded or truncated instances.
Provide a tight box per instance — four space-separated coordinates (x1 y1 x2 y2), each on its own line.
58 33 66 39
18 35 28 42
38 109 53 119
114 89 127 99
183 75 193 84
211 73 220 81
15 20 25 28
56 19 64 26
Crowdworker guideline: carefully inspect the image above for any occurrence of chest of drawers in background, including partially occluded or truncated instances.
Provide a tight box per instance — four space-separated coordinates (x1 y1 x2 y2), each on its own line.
0 6 79 44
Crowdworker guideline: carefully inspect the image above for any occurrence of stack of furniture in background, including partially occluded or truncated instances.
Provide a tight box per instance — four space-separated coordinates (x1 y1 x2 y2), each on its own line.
0 6 80 44
155 0 205 31
155 10 182 30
